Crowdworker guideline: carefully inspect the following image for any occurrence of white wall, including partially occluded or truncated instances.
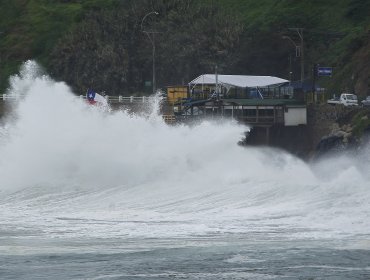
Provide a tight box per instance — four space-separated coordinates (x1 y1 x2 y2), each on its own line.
284 107 307 126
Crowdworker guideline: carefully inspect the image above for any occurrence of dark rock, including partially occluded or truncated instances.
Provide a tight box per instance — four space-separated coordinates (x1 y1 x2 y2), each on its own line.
315 134 346 157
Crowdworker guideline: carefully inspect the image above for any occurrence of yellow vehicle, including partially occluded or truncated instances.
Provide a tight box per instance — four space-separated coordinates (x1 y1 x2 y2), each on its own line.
166 86 189 104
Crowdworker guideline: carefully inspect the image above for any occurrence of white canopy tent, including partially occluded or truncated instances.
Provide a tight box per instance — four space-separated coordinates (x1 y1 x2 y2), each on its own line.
189 74 289 89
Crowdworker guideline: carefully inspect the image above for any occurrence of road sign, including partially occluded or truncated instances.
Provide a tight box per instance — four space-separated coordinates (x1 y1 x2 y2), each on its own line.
317 67 333 76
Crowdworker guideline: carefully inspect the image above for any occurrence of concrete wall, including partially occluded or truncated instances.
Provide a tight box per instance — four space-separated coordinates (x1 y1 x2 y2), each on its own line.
306 104 362 152
284 107 307 126
245 104 365 159
0 101 10 119
244 125 312 159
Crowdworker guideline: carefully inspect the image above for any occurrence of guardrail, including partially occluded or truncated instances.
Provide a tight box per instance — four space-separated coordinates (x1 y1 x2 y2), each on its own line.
0 94 159 103
162 114 176 124
1 94 20 101
88 95 159 103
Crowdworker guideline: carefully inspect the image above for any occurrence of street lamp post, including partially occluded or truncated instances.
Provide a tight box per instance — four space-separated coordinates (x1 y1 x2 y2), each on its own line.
288 54 292 85
0 31 3 89
283 28 304 83
141 11 159 95
295 28 304 84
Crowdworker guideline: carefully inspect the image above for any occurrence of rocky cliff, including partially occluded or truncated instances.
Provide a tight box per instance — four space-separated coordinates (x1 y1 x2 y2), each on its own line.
244 104 370 160
312 105 370 159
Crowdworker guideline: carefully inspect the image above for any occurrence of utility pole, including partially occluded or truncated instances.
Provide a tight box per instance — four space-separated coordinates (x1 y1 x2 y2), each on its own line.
215 65 219 100
312 63 318 103
297 28 304 84
288 54 292 85
141 11 159 95
285 28 304 83
0 31 3 89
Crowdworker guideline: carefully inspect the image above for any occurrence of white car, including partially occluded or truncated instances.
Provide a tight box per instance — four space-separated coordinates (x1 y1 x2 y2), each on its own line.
327 93 358 106
361 96 370 107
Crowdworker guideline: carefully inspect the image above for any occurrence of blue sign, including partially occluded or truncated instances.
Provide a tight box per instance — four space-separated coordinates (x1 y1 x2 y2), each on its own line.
317 67 333 76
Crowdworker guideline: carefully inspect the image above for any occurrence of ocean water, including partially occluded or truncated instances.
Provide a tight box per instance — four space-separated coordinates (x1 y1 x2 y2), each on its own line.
0 61 369 279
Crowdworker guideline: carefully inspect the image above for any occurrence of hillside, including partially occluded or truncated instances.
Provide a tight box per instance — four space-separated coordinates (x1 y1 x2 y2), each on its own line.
0 0 117 89
215 0 370 97
0 0 369 97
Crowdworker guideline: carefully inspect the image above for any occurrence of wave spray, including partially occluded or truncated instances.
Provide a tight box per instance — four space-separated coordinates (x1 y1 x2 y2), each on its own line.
0 61 369 246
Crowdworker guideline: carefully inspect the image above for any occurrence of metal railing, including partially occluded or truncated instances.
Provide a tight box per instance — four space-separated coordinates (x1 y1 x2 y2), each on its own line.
0 94 158 103
1 94 21 101
162 114 176 124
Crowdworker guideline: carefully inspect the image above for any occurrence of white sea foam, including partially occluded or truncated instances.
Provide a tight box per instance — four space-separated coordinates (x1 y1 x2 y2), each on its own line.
0 61 369 245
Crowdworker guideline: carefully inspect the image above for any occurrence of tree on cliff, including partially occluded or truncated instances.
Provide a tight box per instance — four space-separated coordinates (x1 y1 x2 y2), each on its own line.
2 0 368 97
49 0 243 95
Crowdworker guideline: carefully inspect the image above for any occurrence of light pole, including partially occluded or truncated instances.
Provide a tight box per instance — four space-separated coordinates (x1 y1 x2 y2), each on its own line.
288 54 292 85
0 31 3 89
283 28 304 83
141 11 159 94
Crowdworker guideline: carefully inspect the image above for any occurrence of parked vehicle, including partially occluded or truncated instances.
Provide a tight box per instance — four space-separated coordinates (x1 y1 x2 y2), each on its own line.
327 93 358 106
361 96 370 107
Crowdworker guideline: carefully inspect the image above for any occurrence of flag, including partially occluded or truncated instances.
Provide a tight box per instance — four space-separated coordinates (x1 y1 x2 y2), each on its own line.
86 89 108 106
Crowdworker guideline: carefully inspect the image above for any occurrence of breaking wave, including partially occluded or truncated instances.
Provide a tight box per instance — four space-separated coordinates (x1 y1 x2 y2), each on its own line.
0 61 369 243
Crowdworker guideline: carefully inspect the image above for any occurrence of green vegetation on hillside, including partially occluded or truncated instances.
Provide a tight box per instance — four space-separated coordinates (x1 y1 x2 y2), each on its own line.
0 0 369 97
351 110 370 137
214 0 370 95
0 0 117 88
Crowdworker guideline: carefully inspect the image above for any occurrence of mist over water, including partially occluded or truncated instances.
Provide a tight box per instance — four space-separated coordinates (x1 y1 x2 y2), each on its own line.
0 61 369 279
